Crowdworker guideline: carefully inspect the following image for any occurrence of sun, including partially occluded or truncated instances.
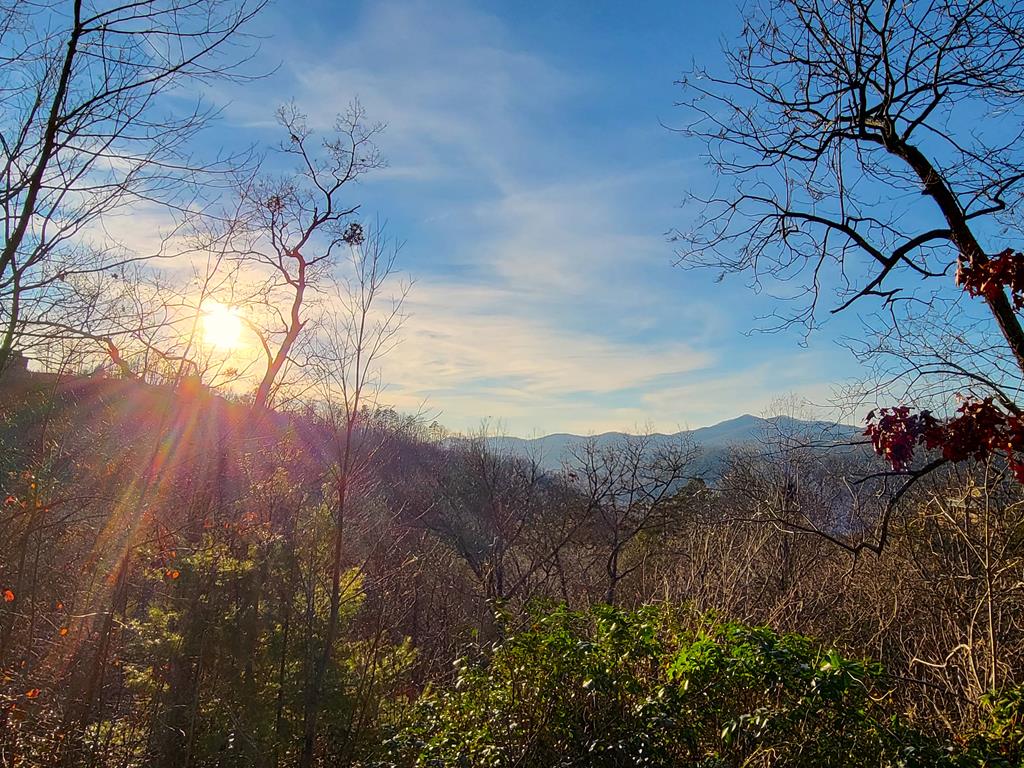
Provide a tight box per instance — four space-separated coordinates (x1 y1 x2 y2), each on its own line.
200 302 244 350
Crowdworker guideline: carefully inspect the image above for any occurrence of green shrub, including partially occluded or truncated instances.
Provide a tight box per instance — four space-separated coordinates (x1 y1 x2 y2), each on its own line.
953 686 1024 767
373 604 956 768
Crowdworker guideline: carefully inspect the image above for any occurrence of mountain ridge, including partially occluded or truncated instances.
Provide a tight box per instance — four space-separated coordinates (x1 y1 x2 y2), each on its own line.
481 413 861 473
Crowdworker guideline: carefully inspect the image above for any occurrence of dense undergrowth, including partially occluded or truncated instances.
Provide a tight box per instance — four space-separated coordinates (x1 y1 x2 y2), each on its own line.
374 605 1024 768
3 379 1024 767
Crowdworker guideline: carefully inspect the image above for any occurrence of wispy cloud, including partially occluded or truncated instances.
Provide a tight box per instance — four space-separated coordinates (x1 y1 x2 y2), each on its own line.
204 0 857 434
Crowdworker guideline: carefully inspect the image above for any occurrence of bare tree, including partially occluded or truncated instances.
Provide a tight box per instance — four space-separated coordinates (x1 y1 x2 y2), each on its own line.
20 244 250 386
568 433 701 605
298 222 407 768
671 0 1024 553
231 102 384 411
424 432 548 610
893 463 1024 721
0 0 266 374
674 0 1024 398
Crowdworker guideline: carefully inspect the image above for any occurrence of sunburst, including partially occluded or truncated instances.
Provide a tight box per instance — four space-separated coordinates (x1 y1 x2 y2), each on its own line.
200 302 244 351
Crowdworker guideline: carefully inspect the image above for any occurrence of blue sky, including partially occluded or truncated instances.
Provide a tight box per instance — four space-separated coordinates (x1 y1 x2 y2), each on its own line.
197 0 863 435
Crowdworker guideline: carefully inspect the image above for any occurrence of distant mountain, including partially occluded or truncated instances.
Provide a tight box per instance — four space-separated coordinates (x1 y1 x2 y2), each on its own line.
482 414 862 476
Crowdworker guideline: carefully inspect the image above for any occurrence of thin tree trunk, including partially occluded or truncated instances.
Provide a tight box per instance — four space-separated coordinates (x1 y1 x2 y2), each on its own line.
299 421 355 768
0 0 83 372
253 257 305 411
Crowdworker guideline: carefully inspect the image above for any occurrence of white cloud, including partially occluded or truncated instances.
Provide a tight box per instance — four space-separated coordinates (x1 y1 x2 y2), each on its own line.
101 0 855 435
382 278 713 392
249 0 846 434
234 0 575 186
